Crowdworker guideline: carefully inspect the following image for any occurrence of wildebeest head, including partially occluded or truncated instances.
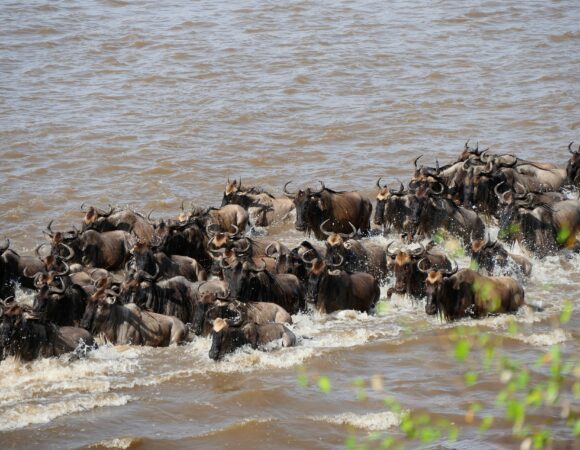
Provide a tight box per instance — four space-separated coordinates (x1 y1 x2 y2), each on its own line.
81 204 116 232
320 219 356 263
208 318 257 361
0 301 38 351
386 242 426 294
567 142 580 186
80 289 117 333
119 269 158 305
374 179 406 226
284 181 326 233
130 241 159 276
471 236 508 274
423 261 458 317
221 258 267 301
304 256 342 303
191 288 231 336
220 178 243 207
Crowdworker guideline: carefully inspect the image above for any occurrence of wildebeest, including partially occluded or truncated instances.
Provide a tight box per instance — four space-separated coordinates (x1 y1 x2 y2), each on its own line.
81 204 156 245
405 185 486 246
471 237 532 277
497 199 580 257
81 289 187 346
0 238 49 294
129 241 206 282
119 270 199 324
221 179 295 226
32 272 88 327
386 242 452 298
566 142 580 187
154 218 212 270
180 203 249 236
1 301 95 361
305 257 380 314
221 259 304 314
424 267 525 321
374 180 413 234
284 181 372 240
320 220 388 282
208 317 296 361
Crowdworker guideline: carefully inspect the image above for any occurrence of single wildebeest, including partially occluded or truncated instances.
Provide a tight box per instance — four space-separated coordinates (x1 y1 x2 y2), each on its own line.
180 203 249 236
305 257 380 314
221 178 295 226
471 237 532 277
0 301 95 362
0 238 50 294
81 289 187 346
374 179 412 234
320 220 388 282
386 242 452 299
208 317 296 361
221 259 304 314
81 204 156 245
497 199 580 257
119 270 199 325
129 241 206 282
284 181 372 240
154 218 211 270
405 184 486 247
424 267 525 321
566 142 580 187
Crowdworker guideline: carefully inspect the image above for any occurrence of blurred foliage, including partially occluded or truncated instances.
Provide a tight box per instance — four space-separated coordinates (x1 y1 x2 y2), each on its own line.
298 300 578 449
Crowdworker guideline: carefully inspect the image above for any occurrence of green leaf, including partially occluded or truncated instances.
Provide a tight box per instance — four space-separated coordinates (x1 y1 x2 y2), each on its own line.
532 429 550 449
515 370 529 391
345 435 358 450
573 419 580 436
526 387 543 407
418 426 440 443
465 371 478 386
448 425 459 442
507 319 518 335
318 376 332 394
454 339 470 362
479 415 494 432
506 400 526 432
560 300 573 324
545 381 560 405
380 436 395 449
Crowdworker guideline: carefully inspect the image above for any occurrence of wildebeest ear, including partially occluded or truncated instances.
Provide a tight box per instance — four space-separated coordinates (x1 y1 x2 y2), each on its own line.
84 207 98 225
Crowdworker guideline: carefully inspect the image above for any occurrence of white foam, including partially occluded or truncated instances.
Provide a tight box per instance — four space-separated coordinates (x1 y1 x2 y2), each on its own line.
308 411 403 431
89 437 140 449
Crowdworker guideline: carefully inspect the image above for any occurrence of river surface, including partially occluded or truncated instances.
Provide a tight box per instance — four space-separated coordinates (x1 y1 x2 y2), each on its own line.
1 1 579 449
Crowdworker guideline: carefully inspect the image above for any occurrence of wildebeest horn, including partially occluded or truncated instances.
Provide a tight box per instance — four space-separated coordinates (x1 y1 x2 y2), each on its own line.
480 149 490 163
435 159 440 174
80 202 88 212
313 180 325 194
206 223 221 236
568 141 579 155
395 180 405 195
147 210 155 222
43 220 55 239
227 224 239 237
429 181 445 196
410 242 425 257
54 261 70 277
49 276 68 294
34 242 49 258
329 253 344 268
59 243 75 261
283 181 296 197
319 219 333 237
513 182 528 199
408 179 420 191
301 249 317 265
149 262 160 280
234 238 251 255
339 222 357 239
23 265 39 279
0 238 9 253
386 241 397 257
442 260 458 276
216 289 231 300
494 181 507 200
265 243 278 257
417 258 431 273
413 155 423 169
97 205 115 217
464 138 470 150
376 177 384 189
33 272 46 288
253 259 267 272
219 256 232 269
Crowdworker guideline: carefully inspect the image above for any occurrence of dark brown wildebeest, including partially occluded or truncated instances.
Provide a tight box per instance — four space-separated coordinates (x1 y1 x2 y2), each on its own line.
208 317 296 361
385 242 452 299
424 267 525 321
0 238 51 295
154 218 212 271
0 301 95 362
221 179 295 226
320 220 388 282
471 237 532 277
284 181 372 240
405 185 486 247
374 180 412 234
566 142 580 187
221 259 304 314
497 198 580 257
305 257 380 314
129 241 206 282
81 205 156 245
80 289 187 346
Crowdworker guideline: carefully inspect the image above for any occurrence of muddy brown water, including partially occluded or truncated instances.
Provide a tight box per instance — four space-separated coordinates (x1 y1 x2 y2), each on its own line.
1 1 579 449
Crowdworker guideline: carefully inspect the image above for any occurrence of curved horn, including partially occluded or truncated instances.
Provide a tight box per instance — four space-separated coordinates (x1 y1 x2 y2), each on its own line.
329 253 344 268
149 262 160 280
206 223 221 236
313 180 325 194
301 248 317 264
234 238 251 255
44 220 55 238
252 259 267 272
34 242 49 258
80 202 88 212
33 272 46 288
54 261 70 276
60 243 75 261
49 276 68 294
219 256 232 269
443 260 458 276
147 210 155 222
319 219 333 237
494 181 507 199
23 265 40 279
97 204 115 217
513 182 528 199
410 242 425 257
413 155 423 169
417 258 431 273
0 238 9 253
265 243 278 257
339 222 357 239
283 181 296 197
227 224 239 237
395 180 405 195
386 241 398 257
462 158 471 171
376 177 384 189
429 181 445 196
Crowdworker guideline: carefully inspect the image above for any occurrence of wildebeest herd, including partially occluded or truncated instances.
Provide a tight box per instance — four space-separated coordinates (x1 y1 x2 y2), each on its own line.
1 142 579 362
